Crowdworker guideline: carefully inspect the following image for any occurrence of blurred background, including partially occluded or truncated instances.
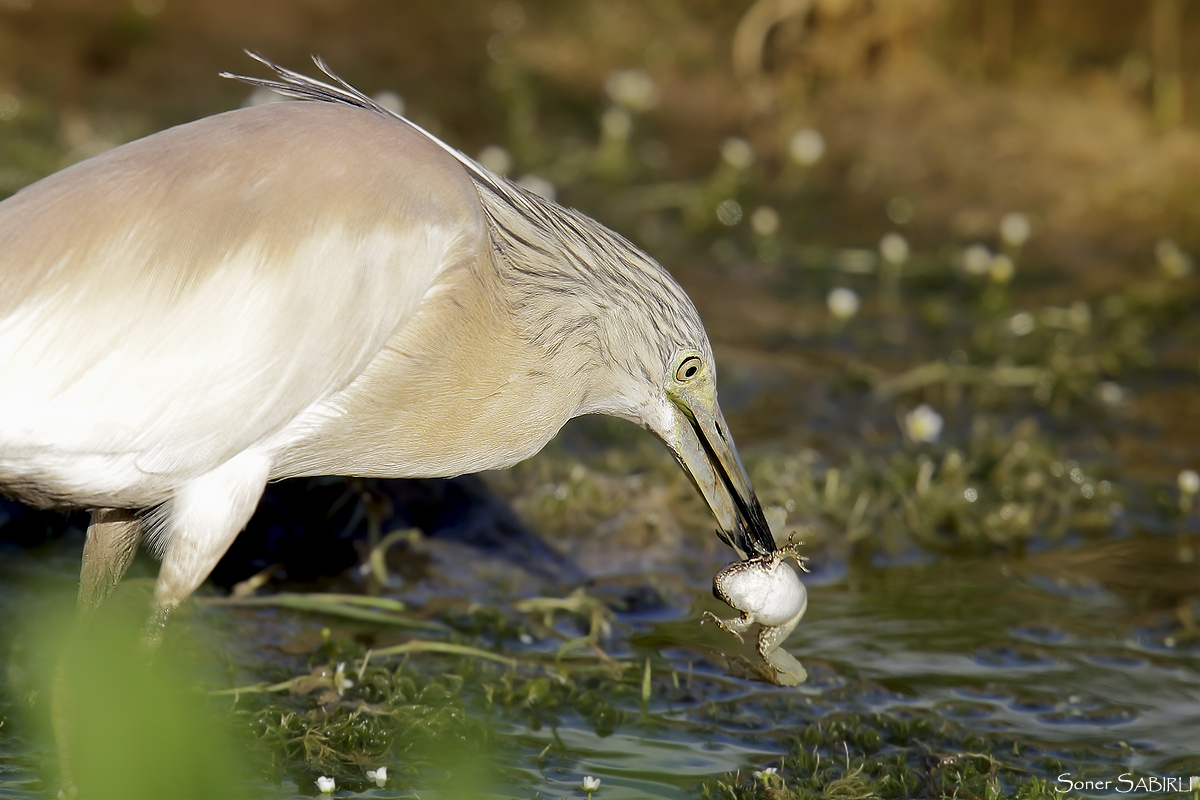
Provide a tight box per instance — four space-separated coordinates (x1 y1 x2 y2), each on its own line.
2 0 1197 269
1 2 1199 799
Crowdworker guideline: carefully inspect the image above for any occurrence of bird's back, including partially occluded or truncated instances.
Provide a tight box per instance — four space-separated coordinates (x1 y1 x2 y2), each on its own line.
0 101 488 508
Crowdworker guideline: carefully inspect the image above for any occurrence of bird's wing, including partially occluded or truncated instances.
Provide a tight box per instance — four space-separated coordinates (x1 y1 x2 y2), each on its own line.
0 101 486 495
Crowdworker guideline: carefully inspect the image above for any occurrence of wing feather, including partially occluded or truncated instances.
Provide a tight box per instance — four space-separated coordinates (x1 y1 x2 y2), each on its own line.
0 101 485 503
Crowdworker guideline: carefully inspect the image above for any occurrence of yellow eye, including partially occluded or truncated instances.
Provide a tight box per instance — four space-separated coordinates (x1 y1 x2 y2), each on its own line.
676 356 702 382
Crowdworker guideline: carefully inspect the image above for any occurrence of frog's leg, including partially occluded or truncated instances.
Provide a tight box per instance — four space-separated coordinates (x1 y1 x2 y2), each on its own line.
757 618 807 686
703 611 754 643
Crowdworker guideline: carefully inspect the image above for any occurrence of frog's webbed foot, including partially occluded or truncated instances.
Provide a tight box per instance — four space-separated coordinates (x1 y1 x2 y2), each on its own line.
778 534 810 572
761 644 807 686
703 611 751 643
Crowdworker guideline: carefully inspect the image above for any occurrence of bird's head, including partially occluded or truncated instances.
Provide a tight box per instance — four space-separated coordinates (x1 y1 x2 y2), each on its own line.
644 344 777 559
567 315 777 560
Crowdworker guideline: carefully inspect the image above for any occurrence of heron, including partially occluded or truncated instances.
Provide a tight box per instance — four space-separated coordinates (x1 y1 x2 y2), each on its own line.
0 55 777 641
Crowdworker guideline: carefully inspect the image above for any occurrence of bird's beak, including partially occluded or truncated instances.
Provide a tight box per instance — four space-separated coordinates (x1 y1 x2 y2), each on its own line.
667 393 776 559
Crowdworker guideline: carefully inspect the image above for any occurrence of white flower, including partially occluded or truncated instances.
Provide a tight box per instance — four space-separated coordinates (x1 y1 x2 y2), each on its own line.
1180 469 1200 496
879 232 909 264
333 662 354 696
716 199 743 226
1156 239 1193 278
753 767 778 780
789 128 825 166
988 254 1015 284
1096 381 1127 407
604 69 659 111
999 212 1031 247
905 404 943 443
244 86 286 108
827 288 860 321
720 137 755 169
750 206 780 236
1007 312 1035 336
961 244 992 275
371 91 405 116
517 173 556 202
316 776 336 793
582 775 601 792
0 93 20 122
477 144 512 175
366 767 388 787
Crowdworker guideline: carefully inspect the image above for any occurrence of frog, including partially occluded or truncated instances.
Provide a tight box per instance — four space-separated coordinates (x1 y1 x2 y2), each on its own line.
704 537 809 686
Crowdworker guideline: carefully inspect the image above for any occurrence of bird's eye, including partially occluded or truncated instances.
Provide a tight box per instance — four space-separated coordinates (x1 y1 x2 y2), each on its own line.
676 356 702 382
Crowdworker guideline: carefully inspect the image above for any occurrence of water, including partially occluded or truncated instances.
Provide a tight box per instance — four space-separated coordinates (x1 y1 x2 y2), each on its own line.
796 558 1199 770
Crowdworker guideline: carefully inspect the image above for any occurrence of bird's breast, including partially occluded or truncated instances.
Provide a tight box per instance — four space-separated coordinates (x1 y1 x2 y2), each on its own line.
266 259 582 481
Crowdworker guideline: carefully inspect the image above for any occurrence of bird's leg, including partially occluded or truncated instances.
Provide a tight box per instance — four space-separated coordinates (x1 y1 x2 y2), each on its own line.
55 509 143 793
56 510 141 778
78 508 143 612
143 451 270 649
